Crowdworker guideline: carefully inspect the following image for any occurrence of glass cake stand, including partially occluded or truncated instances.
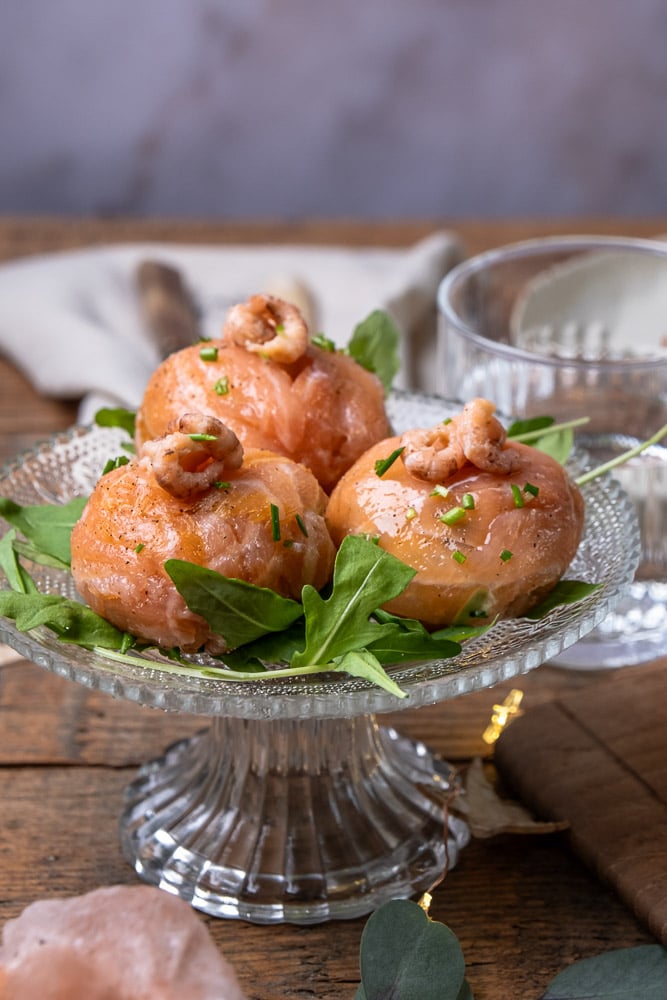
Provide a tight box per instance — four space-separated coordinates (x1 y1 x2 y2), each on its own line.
0 393 639 925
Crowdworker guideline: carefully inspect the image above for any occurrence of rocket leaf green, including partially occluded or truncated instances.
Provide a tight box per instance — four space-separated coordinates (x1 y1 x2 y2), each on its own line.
347 309 401 394
291 535 416 669
0 496 87 567
165 559 303 648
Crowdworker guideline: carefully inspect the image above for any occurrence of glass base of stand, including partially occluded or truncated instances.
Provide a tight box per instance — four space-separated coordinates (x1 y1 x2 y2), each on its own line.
119 715 470 925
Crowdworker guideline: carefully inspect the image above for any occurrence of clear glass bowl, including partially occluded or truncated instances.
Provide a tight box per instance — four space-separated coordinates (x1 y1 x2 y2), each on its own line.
0 392 639 923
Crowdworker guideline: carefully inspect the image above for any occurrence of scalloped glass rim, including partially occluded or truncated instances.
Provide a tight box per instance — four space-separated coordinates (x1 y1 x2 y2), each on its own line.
0 391 639 720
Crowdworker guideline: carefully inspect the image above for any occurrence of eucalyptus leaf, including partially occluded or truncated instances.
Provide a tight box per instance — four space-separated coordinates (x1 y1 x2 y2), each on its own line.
347 309 401 394
0 496 88 567
525 580 601 620
542 944 667 999
165 559 303 648
457 980 474 1000
94 406 137 438
357 899 468 1000
291 535 416 669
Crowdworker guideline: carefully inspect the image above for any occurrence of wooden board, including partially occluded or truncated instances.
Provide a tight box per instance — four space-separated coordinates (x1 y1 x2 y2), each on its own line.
495 657 667 946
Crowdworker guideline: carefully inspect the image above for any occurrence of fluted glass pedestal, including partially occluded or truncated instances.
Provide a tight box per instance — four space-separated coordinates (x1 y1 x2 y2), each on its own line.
120 715 469 924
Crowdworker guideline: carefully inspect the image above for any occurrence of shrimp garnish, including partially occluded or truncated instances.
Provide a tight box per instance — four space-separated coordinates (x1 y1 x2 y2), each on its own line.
457 398 522 474
223 294 309 364
401 398 521 482
143 413 243 499
401 423 466 482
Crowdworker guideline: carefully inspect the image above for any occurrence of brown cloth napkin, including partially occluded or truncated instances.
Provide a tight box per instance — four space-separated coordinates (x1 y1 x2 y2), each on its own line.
494 658 667 945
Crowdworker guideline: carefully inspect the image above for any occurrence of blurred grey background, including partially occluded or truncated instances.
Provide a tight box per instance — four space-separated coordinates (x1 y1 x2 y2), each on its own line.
1 0 666 219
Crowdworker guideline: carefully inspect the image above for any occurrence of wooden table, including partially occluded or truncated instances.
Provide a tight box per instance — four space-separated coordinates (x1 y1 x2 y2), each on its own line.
1 216 665 999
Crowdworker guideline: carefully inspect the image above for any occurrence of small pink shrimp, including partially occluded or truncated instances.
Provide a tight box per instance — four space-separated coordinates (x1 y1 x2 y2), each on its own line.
457 398 522 474
400 398 521 482
400 422 466 482
142 413 243 499
223 294 308 364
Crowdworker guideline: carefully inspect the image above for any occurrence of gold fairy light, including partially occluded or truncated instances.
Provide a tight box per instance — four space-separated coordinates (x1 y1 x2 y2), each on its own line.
482 688 524 745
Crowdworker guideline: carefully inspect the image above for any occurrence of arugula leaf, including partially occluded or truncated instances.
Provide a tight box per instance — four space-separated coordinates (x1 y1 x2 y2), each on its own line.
0 496 88 567
291 535 416 669
542 944 667 999
524 580 602 620
220 620 306 668
365 625 461 665
507 415 554 438
507 415 589 464
333 648 406 698
373 607 492 645
165 559 303 648
0 590 131 649
94 406 137 438
535 425 574 464
0 530 38 594
347 310 400 394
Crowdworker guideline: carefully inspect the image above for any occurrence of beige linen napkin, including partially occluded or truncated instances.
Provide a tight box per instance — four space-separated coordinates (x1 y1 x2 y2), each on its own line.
0 232 462 423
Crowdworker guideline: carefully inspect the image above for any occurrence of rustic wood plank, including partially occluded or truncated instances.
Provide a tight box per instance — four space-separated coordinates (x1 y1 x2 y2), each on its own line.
1 657 598 766
0 767 652 1000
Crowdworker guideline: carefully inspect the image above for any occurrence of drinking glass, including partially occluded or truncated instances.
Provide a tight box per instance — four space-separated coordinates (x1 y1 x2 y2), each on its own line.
437 235 667 668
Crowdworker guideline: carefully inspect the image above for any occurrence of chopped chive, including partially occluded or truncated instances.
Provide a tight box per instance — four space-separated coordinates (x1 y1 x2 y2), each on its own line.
270 503 281 541
523 482 540 497
275 323 285 334
282 539 294 548
199 346 219 362
312 333 336 352
295 513 309 537
214 481 231 490
102 455 130 475
374 446 405 477
442 417 453 425
452 549 467 564
500 549 513 562
440 506 466 526
134 543 145 554
510 483 525 508
405 506 417 521
430 484 449 499
189 433 218 442
462 492 475 510
214 376 230 395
